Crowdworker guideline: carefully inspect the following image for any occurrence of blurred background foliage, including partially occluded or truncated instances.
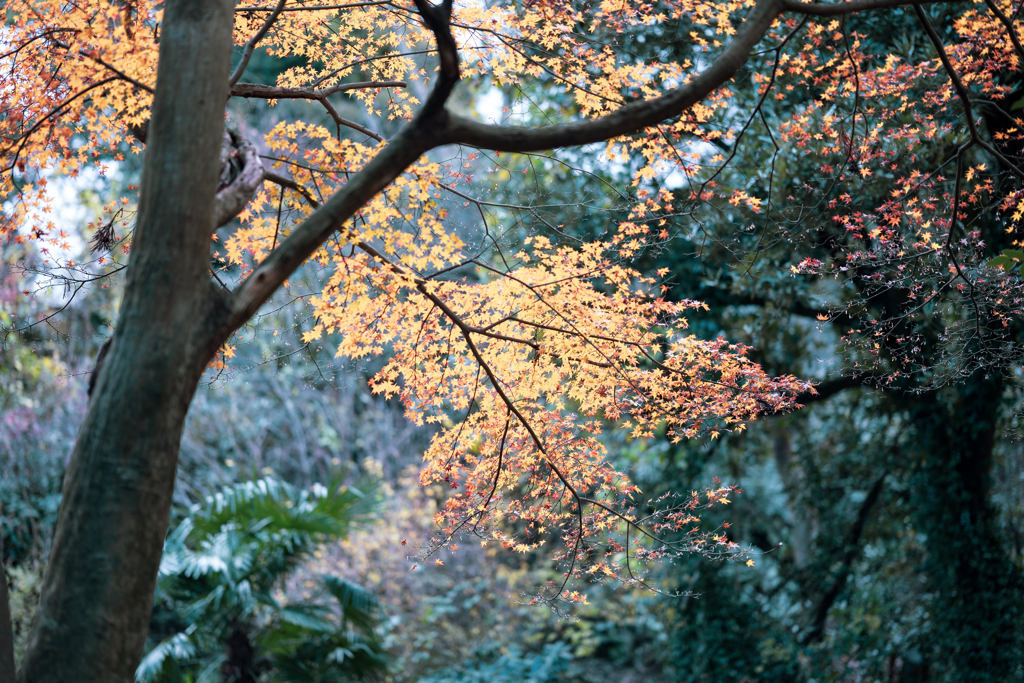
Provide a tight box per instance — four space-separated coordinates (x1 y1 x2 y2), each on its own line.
138 476 388 683
3 5 1024 682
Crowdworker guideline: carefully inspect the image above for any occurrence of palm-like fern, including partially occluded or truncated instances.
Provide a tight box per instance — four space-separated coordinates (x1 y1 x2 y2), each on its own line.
136 477 387 683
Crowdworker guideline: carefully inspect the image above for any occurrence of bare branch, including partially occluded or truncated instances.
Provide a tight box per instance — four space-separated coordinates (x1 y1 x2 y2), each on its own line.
311 50 434 88
232 81 403 141
806 473 886 643
264 171 321 208
794 373 885 404
230 80 406 100
319 97 384 142
235 1 390 11
781 0 964 16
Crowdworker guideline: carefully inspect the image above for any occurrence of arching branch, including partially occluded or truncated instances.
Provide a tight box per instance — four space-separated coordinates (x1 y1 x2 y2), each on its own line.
223 0 962 344
440 0 781 152
438 0 960 153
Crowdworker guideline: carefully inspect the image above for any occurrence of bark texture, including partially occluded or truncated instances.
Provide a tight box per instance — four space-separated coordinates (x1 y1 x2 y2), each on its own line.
17 2 235 681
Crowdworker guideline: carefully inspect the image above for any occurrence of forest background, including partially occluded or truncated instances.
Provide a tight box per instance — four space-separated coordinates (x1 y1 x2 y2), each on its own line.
2 0 1024 681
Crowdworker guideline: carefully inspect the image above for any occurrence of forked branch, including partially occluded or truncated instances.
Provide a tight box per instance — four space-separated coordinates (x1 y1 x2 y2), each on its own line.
439 0 962 153
226 0 962 358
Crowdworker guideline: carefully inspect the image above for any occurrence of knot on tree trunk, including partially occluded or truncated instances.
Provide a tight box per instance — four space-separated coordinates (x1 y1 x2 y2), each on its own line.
214 129 263 228
130 122 263 228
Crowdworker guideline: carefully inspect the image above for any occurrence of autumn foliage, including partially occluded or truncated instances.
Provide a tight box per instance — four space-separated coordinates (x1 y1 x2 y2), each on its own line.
4 0 1023 617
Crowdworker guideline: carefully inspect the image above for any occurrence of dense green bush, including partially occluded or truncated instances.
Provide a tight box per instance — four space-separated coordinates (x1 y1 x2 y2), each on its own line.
138 477 387 683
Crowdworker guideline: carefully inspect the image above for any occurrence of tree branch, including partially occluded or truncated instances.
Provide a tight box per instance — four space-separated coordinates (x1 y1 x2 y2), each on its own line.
441 0 781 151
781 0 963 16
227 124 439 328
983 0 1024 65
795 373 885 404
232 81 403 141
264 170 321 208
914 6 979 140
230 80 406 100
319 97 384 142
229 0 287 87
235 1 390 11
413 0 459 116
806 473 886 642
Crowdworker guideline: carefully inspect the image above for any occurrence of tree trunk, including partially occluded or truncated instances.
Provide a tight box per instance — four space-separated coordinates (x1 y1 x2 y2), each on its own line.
17 2 235 681
0 510 16 683
910 372 1024 680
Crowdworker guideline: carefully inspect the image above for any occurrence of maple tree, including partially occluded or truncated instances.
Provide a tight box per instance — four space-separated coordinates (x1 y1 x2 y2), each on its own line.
1 0 1023 680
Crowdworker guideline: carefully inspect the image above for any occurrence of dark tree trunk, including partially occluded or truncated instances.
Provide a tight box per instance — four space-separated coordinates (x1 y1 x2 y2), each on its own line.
220 622 263 683
910 372 1024 680
17 2 236 681
0 513 16 683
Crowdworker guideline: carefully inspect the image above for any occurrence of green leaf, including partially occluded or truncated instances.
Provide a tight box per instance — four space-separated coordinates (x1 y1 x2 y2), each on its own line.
986 255 1014 271
147 477 387 683
277 605 336 633
135 632 196 683
321 575 382 631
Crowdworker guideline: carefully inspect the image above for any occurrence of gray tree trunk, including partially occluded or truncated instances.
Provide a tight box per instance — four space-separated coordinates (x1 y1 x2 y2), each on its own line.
17 2 235 681
0 511 15 683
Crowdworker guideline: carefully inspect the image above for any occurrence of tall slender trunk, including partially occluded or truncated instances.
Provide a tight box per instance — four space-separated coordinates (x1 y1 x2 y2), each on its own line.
0 511 16 683
910 372 1024 680
17 2 235 681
